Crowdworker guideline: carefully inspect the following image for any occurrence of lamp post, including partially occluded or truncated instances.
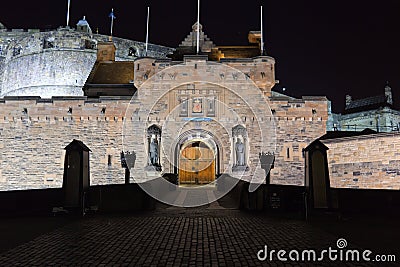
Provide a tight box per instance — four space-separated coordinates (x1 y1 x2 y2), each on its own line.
249 152 274 211
259 152 275 185
121 151 136 184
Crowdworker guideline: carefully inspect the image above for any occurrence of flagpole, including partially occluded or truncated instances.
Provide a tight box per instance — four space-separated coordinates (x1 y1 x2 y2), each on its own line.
110 8 115 38
260 5 264 55
145 7 150 56
66 0 71 27
196 0 200 54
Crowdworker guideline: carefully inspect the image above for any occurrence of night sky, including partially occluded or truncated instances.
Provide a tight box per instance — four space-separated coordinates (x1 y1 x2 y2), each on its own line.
0 0 399 113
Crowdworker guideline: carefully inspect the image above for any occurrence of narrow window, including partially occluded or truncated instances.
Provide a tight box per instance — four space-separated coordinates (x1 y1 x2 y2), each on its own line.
286 147 290 159
108 155 112 166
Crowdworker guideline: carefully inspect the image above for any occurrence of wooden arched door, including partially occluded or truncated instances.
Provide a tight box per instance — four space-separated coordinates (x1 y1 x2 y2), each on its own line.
179 142 215 184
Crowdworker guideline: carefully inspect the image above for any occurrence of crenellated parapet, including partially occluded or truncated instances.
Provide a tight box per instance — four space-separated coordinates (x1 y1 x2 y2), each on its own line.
0 27 174 97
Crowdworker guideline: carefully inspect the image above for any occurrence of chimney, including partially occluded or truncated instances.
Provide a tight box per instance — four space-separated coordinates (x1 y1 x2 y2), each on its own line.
96 42 116 62
345 95 352 107
385 82 393 105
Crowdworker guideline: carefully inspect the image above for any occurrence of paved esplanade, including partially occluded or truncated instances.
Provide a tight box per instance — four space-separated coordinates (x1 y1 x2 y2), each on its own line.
0 193 386 266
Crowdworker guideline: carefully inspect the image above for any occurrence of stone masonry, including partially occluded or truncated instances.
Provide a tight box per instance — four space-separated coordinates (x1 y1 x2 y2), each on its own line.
321 132 400 189
0 83 328 190
0 27 330 190
0 27 174 97
0 97 129 191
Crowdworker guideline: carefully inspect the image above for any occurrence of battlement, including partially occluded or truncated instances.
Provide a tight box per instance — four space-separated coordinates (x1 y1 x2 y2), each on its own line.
0 27 174 98
0 94 328 123
132 55 276 97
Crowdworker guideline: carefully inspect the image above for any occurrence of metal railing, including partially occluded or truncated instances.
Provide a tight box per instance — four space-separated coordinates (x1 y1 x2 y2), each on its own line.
331 124 400 132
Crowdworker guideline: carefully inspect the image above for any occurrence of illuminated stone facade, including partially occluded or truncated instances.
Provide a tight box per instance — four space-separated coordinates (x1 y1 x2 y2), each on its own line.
332 84 400 132
0 23 330 191
322 132 400 189
0 20 174 97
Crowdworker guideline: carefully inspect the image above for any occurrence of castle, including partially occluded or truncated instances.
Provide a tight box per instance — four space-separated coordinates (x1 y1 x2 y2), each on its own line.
0 17 173 97
0 17 399 193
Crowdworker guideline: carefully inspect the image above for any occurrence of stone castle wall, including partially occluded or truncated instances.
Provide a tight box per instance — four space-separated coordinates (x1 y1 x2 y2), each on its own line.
0 28 174 97
0 48 329 191
0 93 328 191
269 97 328 185
0 97 129 191
322 133 400 189
2 50 95 97
0 56 5 94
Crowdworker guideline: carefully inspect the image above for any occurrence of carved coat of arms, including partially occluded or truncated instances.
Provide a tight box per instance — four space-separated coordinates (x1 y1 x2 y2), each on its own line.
192 98 202 113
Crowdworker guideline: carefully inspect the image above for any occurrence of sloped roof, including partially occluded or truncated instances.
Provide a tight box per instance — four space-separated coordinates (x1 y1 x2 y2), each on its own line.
344 95 390 114
318 128 377 140
304 139 329 152
171 22 262 61
270 90 298 101
178 22 215 50
86 61 134 85
0 22 6 29
65 139 91 152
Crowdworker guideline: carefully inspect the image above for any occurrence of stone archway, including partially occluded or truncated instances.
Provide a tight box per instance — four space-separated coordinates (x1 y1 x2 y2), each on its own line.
174 130 221 185
179 141 215 184
123 58 276 184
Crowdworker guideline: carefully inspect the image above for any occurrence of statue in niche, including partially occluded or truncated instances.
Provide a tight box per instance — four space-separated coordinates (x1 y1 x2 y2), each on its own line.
149 138 158 165
235 139 245 166
146 125 162 171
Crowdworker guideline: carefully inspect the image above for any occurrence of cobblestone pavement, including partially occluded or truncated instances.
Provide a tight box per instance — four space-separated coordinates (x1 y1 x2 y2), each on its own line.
0 202 396 266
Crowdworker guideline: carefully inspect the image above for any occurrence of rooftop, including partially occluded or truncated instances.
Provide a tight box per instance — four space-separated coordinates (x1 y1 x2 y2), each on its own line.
318 128 377 140
344 95 389 114
343 83 394 114
86 61 134 85
170 23 262 61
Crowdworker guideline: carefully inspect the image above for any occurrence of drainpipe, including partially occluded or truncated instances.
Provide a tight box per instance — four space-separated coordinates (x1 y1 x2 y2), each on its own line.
376 114 380 132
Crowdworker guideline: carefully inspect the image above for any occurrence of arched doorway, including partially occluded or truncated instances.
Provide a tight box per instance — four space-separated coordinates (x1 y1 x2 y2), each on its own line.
172 129 222 185
179 141 216 184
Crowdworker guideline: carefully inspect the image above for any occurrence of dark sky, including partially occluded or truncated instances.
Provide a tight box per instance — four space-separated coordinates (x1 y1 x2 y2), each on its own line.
1 0 399 112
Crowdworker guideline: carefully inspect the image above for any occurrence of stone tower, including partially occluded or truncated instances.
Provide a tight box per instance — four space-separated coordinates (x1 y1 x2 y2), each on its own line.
0 19 174 98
